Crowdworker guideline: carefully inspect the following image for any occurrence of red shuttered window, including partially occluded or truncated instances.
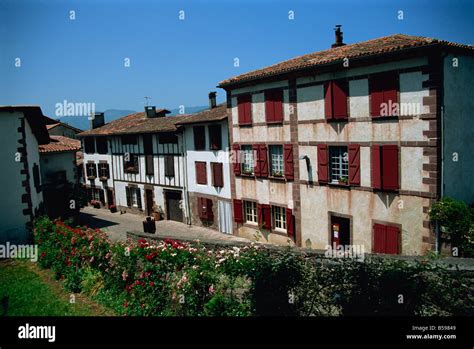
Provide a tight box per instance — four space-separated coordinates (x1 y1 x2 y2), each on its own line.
237 94 252 125
198 197 214 221
284 144 294 180
324 80 348 120
233 199 243 223
348 144 360 186
232 144 241 175
253 144 268 178
195 161 207 185
371 145 399 190
373 223 400 254
317 144 329 183
211 162 224 188
258 204 272 230
370 72 399 117
286 208 294 238
265 89 284 123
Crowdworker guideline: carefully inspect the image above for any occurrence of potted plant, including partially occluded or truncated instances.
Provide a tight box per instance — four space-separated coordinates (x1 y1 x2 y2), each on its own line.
242 168 253 175
87 175 96 181
109 204 117 213
152 204 162 221
99 176 108 181
272 170 283 178
90 200 100 208
338 176 348 185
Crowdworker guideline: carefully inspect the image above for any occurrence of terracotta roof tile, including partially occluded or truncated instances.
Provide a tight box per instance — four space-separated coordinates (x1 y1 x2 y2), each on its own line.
39 136 81 153
175 103 227 125
77 112 195 137
218 34 474 87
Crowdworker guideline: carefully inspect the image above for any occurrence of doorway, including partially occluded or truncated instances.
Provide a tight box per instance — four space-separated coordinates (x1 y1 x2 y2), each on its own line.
165 190 183 222
106 189 114 208
218 200 232 234
330 215 351 247
145 189 154 216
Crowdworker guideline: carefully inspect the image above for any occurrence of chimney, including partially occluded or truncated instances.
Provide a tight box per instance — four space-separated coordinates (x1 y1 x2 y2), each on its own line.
90 112 105 129
331 25 345 48
209 91 217 109
145 106 157 118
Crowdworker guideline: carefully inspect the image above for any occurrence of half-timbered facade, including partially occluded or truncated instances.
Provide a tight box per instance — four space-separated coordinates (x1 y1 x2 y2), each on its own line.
219 31 474 255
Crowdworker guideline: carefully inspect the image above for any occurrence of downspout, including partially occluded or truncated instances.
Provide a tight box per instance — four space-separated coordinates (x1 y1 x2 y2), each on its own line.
181 130 192 225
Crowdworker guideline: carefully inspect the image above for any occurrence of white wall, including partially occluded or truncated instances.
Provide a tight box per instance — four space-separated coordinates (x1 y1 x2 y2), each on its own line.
183 120 231 199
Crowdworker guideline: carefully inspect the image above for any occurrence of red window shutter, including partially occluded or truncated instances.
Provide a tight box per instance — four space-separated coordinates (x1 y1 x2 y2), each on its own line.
259 204 271 230
370 75 384 117
265 91 275 122
373 223 387 253
195 162 207 185
211 162 223 187
348 144 360 186
233 199 243 223
286 208 294 238
284 144 294 180
324 82 333 120
385 225 400 254
382 145 399 190
383 74 398 116
197 197 204 219
238 95 251 125
317 144 328 183
259 144 269 178
206 199 214 221
232 144 241 175
371 145 382 189
333 80 348 119
253 144 261 177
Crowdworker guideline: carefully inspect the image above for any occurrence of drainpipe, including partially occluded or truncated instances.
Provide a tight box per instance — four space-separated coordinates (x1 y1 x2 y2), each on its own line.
181 131 192 225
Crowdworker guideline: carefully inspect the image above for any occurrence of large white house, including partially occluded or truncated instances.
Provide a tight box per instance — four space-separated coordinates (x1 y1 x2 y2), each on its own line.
175 93 232 234
0 106 50 244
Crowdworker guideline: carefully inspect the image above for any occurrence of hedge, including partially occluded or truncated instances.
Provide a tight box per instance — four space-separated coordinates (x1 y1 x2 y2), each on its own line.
34 217 473 316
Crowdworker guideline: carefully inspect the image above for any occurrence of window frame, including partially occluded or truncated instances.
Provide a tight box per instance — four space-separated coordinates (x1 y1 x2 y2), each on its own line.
193 126 206 151
269 145 284 177
208 124 222 150
195 161 207 185
329 146 349 184
84 138 96 154
98 162 109 179
86 162 97 178
241 145 254 175
123 154 139 174
244 201 258 224
164 155 175 177
96 137 108 154
272 205 287 232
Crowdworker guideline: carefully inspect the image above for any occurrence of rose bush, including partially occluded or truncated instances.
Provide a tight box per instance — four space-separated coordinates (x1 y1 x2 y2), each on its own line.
33 217 473 316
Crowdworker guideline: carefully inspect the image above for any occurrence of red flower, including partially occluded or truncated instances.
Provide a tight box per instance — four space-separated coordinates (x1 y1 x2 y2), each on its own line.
149 281 155 287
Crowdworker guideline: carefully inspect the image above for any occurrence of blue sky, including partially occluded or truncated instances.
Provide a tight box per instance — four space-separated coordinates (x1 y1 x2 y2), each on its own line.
1 0 473 118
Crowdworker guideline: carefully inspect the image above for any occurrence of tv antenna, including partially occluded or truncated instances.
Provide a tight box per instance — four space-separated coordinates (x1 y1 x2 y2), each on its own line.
144 96 152 107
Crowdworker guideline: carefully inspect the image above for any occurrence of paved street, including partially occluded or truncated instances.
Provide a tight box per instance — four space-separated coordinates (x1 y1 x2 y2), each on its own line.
78 206 252 244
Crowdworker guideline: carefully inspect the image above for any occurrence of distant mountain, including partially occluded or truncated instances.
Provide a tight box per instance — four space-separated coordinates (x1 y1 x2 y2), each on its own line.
168 105 208 116
57 106 208 131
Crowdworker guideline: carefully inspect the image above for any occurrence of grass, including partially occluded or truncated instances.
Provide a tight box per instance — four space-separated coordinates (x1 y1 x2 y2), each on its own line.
0 259 114 316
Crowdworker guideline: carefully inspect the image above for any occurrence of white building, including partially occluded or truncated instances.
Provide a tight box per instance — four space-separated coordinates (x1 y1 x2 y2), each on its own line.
0 106 49 244
175 93 232 234
79 108 192 222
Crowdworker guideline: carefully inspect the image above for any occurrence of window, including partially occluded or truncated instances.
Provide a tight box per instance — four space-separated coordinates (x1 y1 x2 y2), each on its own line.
373 223 400 254
324 80 348 120
159 133 178 144
32 163 41 193
98 163 109 179
237 94 252 125
272 206 287 231
164 155 175 177
269 145 284 177
209 124 222 150
86 163 97 178
244 201 257 224
125 187 142 209
265 89 284 123
370 72 398 117
197 197 213 222
195 161 207 185
211 162 223 187
241 145 254 175
143 134 153 154
88 188 104 204
84 138 95 154
371 145 399 190
233 199 243 223
96 137 108 154
193 126 206 150
122 134 138 145
123 154 139 174
329 146 349 184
